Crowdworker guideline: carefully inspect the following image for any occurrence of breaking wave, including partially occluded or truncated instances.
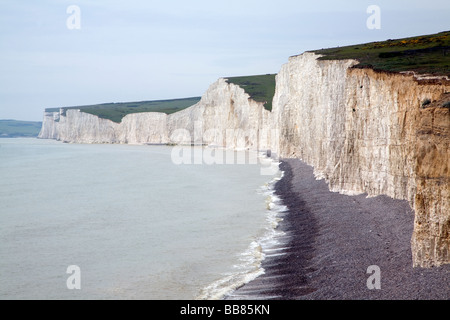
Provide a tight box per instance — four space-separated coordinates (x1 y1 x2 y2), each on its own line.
196 156 287 300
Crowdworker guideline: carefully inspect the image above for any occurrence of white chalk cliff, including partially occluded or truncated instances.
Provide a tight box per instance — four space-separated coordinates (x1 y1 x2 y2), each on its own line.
272 52 449 268
39 79 273 149
39 109 168 144
39 52 450 268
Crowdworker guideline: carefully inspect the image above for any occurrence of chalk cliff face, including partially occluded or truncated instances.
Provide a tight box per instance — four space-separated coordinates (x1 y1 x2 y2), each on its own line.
118 112 169 144
39 79 273 150
39 52 449 268
39 110 168 144
167 78 273 150
272 52 450 267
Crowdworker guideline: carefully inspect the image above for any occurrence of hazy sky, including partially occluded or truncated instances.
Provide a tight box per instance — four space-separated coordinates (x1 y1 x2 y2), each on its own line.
0 0 449 121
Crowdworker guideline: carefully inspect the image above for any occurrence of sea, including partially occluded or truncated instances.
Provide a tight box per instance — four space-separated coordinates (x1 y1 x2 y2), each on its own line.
0 138 286 300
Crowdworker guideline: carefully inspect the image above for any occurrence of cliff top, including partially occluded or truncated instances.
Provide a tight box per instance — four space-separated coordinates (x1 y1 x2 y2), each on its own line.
310 31 450 77
224 74 276 111
45 97 201 123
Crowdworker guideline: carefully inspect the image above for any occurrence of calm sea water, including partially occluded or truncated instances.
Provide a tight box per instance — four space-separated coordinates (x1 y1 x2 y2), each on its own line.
0 138 282 300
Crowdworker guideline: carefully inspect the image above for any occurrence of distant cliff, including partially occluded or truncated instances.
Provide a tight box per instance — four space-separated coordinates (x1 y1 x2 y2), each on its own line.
39 52 449 268
39 78 273 149
39 109 168 144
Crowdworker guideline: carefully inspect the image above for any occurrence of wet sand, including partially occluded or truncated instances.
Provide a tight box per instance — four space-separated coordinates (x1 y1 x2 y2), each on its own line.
228 159 449 300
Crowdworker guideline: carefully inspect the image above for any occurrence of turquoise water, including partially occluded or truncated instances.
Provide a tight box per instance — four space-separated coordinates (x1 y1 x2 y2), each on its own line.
0 138 280 300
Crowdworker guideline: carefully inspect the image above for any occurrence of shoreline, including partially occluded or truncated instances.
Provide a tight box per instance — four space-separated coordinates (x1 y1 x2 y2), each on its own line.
196 154 285 300
227 159 449 300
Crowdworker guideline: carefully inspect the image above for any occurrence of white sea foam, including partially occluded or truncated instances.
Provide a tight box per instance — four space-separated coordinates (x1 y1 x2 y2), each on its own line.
196 156 289 300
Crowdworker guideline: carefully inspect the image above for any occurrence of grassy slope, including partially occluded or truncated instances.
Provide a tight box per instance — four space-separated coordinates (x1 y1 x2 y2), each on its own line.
224 74 276 111
310 31 450 77
46 97 201 123
0 120 42 138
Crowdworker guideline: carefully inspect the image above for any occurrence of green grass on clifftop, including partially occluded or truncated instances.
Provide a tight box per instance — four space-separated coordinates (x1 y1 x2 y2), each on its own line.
46 97 201 123
0 120 42 138
224 74 276 111
311 31 450 77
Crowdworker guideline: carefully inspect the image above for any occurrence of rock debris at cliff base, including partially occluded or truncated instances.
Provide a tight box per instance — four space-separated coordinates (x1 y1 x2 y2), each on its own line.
228 159 449 300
